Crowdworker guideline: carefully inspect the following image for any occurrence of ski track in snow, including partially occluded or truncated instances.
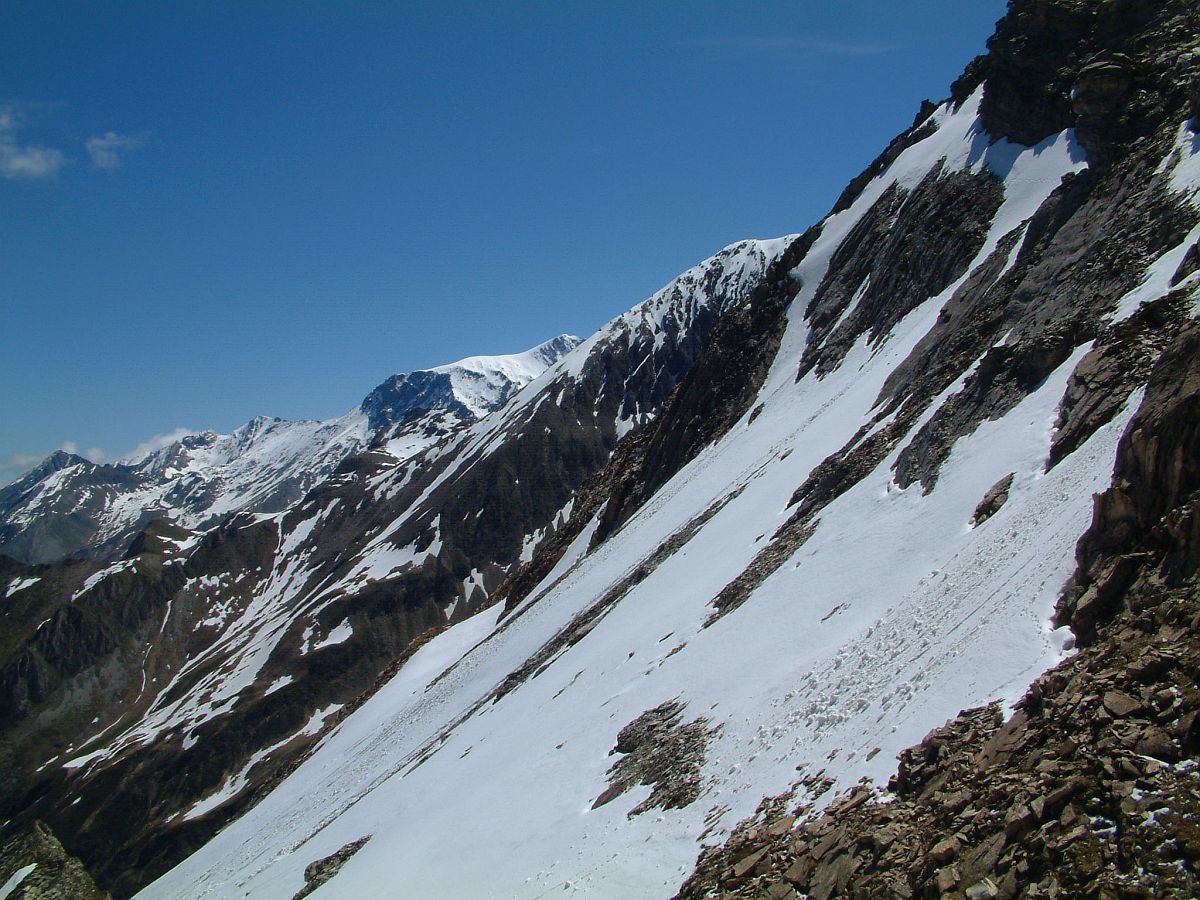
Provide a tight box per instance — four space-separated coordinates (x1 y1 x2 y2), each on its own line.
141 96 1154 900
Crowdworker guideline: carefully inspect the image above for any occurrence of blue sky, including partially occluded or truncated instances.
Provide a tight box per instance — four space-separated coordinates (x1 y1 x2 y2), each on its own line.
1 1 1007 484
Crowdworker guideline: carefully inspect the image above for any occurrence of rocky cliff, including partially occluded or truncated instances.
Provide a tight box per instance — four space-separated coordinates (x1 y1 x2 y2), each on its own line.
0 821 109 900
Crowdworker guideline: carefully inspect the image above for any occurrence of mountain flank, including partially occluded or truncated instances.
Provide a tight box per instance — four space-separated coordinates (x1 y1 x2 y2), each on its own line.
674 1 1200 896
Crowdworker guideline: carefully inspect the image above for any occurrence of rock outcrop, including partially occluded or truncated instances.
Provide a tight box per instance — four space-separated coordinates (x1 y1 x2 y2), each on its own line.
592 700 714 817
0 821 108 900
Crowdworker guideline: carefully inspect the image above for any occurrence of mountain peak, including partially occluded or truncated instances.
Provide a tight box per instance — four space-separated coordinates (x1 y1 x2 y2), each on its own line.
362 334 583 429
17 449 91 484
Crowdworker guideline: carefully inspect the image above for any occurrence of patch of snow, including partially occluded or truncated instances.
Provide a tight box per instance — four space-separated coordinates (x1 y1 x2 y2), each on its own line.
1109 220 1200 322
61 745 112 771
0 864 36 900
1160 119 1200 205
71 560 136 601
265 675 294 697
300 702 343 737
4 576 40 596
313 621 353 651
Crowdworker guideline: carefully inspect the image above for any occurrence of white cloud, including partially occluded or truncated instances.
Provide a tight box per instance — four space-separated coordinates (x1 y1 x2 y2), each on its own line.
0 451 48 472
0 104 68 179
55 440 114 463
121 428 196 463
86 130 145 170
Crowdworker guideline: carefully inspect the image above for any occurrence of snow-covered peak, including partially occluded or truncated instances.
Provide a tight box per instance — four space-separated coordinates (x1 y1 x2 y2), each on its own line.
434 333 581 382
559 238 794 380
429 334 583 418
361 334 583 427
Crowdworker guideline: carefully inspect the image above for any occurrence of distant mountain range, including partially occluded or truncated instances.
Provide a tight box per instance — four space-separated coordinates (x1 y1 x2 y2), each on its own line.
0 334 582 565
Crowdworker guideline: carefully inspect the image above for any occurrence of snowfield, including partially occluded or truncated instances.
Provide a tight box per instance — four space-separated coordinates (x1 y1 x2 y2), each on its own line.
141 93 1157 899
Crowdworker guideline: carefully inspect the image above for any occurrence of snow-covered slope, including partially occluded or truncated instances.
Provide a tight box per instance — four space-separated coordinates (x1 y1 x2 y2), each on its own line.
141 40 1200 898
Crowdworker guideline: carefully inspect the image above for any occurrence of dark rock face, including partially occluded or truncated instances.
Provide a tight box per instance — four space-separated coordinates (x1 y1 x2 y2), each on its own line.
1047 287 1190 469
1057 318 1200 643
977 0 1200 163
889 136 1194 493
592 701 712 817
0 821 109 900
0 531 190 730
799 169 1004 382
292 836 371 900
971 473 1014 526
976 1 1092 147
490 426 656 619
361 369 471 430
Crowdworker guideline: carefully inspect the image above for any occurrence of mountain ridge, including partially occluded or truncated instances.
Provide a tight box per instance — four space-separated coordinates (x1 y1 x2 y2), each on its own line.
0 334 583 566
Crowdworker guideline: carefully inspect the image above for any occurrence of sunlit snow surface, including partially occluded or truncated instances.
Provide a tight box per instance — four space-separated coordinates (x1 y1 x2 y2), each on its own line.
145 95 1161 899
0 864 37 900
429 336 584 418
3 576 40 597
